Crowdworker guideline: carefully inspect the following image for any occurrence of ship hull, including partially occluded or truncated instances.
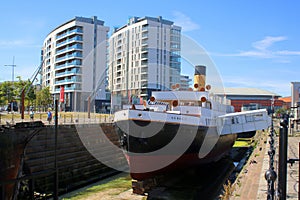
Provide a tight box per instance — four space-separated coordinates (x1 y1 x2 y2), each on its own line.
116 119 237 180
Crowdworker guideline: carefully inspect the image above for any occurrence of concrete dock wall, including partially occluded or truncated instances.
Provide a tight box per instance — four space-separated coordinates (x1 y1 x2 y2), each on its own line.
23 123 126 194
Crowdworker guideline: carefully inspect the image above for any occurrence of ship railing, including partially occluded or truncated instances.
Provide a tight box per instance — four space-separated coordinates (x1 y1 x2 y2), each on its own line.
0 112 114 126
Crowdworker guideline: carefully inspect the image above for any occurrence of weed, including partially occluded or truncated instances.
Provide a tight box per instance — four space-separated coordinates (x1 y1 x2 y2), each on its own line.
219 180 235 200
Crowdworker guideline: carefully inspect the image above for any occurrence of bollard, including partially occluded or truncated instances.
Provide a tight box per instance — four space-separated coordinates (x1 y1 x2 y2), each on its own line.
278 118 288 200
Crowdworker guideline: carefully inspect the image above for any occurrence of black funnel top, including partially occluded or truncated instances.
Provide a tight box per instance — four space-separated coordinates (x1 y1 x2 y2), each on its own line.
195 65 206 75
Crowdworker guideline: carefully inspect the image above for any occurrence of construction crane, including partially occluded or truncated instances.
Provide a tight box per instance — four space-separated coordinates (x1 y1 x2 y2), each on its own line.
20 59 44 120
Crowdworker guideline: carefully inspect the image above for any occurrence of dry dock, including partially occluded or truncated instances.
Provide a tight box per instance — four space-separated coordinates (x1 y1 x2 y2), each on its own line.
61 131 299 200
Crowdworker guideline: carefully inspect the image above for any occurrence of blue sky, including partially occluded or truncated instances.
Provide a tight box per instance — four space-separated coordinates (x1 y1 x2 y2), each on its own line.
0 0 299 97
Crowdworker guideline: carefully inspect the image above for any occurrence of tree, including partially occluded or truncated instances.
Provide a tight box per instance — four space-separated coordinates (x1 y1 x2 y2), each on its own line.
0 81 13 107
0 77 43 111
35 86 52 112
275 107 288 118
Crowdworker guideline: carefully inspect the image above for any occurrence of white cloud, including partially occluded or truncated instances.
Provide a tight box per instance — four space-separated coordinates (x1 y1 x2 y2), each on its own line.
237 50 274 58
0 40 27 46
236 36 287 58
172 11 200 32
276 50 300 56
215 36 300 60
252 36 286 51
0 39 40 48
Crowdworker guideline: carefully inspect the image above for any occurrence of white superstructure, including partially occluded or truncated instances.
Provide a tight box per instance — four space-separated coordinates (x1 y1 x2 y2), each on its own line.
115 89 271 135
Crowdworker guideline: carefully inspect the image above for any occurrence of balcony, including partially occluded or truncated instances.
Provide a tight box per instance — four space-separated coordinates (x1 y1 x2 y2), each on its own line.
141 74 148 80
141 67 148 73
141 39 148 46
55 69 82 77
141 81 148 88
55 84 82 92
55 60 82 69
141 47 148 52
142 32 148 38
56 28 83 40
141 60 148 66
141 53 148 60
142 25 148 32
55 77 82 85
56 44 82 55
56 52 82 62
56 36 83 47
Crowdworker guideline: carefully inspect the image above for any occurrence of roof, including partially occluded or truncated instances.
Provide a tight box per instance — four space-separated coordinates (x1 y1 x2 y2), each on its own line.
278 96 291 103
113 16 179 33
46 16 105 38
212 87 280 97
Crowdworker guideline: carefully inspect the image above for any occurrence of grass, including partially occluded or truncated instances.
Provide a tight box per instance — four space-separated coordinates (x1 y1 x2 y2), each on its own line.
233 138 252 147
61 174 132 200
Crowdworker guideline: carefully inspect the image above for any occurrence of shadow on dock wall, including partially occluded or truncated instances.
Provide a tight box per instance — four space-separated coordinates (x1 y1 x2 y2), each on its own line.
0 123 127 198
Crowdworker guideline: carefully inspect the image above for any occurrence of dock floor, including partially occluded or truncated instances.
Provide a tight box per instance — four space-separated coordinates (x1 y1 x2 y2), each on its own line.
232 133 299 200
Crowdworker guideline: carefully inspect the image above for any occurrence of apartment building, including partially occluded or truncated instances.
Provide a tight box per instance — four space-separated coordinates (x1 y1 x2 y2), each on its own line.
41 16 109 112
291 82 300 119
108 16 181 111
180 75 192 90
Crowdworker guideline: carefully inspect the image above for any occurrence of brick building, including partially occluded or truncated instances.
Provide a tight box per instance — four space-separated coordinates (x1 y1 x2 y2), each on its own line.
278 96 291 110
213 88 281 113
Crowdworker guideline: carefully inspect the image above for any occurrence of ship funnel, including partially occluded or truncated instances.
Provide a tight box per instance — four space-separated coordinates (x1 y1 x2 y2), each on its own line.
194 65 206 91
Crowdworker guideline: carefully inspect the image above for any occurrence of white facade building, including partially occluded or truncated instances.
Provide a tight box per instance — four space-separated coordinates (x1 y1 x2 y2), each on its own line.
108 16 181 110
291 82 300 119
180 75 192 90
41 16 109 112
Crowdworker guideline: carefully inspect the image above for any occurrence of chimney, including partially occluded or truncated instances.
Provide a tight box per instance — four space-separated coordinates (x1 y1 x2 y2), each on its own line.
194 65 206 91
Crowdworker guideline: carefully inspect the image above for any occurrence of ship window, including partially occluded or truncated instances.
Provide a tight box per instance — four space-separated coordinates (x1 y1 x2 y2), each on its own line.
223 118 231 125
246 115 254 122
254 114 263 121
231 117 239 124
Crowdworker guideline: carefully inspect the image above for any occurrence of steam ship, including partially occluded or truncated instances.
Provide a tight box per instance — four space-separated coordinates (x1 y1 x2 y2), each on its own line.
114 65 271 180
